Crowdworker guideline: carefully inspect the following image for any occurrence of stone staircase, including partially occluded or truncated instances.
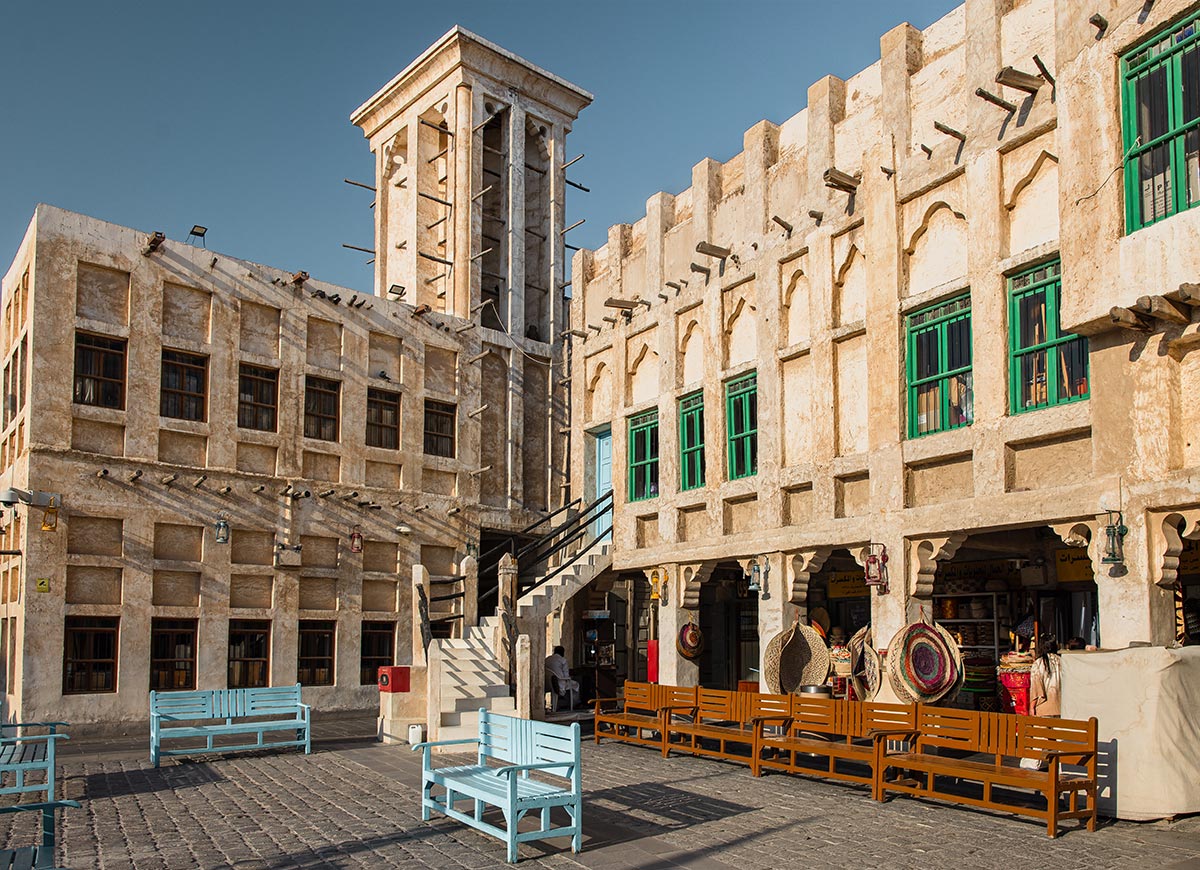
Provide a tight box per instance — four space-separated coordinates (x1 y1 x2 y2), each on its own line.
429 542 613 740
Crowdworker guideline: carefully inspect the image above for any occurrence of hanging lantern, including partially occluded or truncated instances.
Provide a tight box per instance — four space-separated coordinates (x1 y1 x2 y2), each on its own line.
659 569 669 607
349 526 364 554
40 497 59 533
1101 511 1127 565
747 560 761 593
650 569 661 600
213 519 230 544
864 543 889 593
760 559 771 600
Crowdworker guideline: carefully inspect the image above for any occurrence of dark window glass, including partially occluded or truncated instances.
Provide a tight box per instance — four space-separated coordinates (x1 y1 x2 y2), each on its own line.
906 295 973 438
63 616 118 694
298 620 335 686
366 389 401 449
423 400 456 457
304 377 340 441
73 333 127 410
228 619 270 689
150 618 197 691
238 364 279 432
160 349 208 421
679 392 706 491
1009 260 1089 413
360 621 396 685
726 373 758 480
628 410 659 501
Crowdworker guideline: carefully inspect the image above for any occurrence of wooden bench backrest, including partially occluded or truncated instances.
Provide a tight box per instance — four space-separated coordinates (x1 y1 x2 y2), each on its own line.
861 701 916 737
621 682 657 714
478 709 580 779
914 706 980 751
696 688 738 722
749 692 790 723
1016 714 1097 763
790 694 846 735
660 685 699 711
150 684 303 719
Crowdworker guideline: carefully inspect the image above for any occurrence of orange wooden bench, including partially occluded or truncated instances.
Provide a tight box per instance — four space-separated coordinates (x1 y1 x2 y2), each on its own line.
753 694 914 798
874 706 1098 837
663 689 789 763
593 682 676 748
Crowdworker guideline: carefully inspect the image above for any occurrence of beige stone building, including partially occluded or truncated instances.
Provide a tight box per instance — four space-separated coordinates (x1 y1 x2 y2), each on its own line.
0 28 591 727
567 0 1200 692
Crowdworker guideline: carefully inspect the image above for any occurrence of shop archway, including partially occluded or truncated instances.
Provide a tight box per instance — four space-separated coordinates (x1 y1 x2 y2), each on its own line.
806 549 872 645
697 561 759 690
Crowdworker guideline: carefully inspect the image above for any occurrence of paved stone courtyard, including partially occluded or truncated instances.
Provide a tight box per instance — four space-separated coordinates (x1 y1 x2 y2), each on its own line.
4 715 1199 869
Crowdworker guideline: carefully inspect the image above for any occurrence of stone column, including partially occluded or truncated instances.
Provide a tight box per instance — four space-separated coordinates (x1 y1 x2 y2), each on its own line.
452 81 474 319
494 553 518 681
411 565 430 667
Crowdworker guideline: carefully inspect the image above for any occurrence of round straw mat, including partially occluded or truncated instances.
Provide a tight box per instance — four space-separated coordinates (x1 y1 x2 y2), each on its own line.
886 621 963 704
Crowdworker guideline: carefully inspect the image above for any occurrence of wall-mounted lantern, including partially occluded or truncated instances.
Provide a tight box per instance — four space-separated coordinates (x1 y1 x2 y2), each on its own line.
742 557 771 600
864 543 889 593
650 568 669 607
40 496 59 533
213 519 230 544
349 526 364 554
1101 510 1127 565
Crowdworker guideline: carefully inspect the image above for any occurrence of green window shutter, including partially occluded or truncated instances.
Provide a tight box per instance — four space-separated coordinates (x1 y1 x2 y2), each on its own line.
1121 10 1200 232
1008 260 1089 414
628 409 659 501
679 391 705 491
725 373 758 479
906 294 973 438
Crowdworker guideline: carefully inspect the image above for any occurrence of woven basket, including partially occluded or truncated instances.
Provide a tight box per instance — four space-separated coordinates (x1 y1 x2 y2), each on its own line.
885 621 963 705
848 626 881 701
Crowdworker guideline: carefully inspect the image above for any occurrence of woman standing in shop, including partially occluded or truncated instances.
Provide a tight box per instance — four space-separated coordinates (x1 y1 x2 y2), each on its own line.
1030 636 1062 717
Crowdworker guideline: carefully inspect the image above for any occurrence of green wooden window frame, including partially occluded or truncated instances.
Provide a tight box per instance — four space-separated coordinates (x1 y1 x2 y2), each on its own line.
906 294 973 439
725 372 758 479
1008 260 1090 414
628 409 659 501
679 391 705 491
1122 10 1200 231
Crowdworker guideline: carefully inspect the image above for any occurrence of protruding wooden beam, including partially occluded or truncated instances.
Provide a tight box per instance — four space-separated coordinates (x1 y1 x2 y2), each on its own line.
1032 54 1056 87
1135 295 1191 324
934 121 966 142
996 67 1043 94
1089 13 1108 35
1176 283 1200 306
690 262 711 278
1110 306 1152 331
823 168 859 192
604 297 639 310
975 88 1017 113
771 215 793 235
696 241 732 259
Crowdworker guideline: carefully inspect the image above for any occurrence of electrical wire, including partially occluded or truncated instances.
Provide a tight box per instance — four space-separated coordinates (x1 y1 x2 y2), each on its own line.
1075 136 1141 206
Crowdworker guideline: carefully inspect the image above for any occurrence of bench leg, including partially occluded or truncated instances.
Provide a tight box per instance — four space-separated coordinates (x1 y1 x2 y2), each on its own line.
572 800 582 854
1047 788 1059 838
421 778 433 821
505 809 518 863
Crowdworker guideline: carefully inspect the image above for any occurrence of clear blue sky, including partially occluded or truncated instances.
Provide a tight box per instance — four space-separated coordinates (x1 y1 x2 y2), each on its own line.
0 1 959 290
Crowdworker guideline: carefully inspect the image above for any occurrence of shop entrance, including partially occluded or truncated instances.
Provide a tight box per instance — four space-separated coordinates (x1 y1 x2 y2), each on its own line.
698 562 760 690
806 549 872 642
928 524 1100 712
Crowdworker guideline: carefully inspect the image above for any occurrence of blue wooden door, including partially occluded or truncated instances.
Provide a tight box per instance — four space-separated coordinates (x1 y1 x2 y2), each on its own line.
593 428 612 541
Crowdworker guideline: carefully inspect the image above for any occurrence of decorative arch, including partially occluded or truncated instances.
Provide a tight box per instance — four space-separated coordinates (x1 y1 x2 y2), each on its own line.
904 201 967 255
678 319 704 386
627 342 660 405
783 269 810 345
835 244 863 286
1152 510 1200 588
908 532 967 600
834 245 867 325
586 360 612 421
724 296 758 368
1006 150 1059 211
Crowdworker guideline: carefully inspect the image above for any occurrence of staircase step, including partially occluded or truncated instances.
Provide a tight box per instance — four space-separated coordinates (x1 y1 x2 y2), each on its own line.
440 697 516 728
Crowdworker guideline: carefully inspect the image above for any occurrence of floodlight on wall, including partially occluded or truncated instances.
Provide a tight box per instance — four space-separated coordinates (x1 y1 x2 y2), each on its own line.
388 284 407 298
290 271 310 287
395 524 412 535
1101 510 1127 565
143 232 166 256
214 519 230 544
187 225 208 247
349 526 364 553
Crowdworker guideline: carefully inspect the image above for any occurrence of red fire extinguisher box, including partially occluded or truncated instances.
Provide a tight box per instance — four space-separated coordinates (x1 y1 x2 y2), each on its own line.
378 666 410 693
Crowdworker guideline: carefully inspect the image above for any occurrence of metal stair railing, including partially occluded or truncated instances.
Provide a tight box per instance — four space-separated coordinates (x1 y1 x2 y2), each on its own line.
477 491 613 609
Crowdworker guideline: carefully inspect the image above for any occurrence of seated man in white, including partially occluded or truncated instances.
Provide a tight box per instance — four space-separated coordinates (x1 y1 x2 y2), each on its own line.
545 645 581 711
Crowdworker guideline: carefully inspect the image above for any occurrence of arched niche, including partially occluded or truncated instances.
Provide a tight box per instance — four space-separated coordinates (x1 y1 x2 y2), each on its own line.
1006 151 1060 255
627 343 660 406
905 202 967 297
725 296 757 368
678 319 705 387
783 269 810 345
835 245 866 325
586 360 612 422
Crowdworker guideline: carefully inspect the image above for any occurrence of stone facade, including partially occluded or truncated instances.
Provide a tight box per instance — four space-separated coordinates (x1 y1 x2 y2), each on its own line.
569 0 1200 689
0 27 590 726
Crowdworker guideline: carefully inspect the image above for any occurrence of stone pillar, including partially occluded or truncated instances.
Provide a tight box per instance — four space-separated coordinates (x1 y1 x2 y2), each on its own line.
460 555 478 631
495 553 517 681
411 564 430 667
755 552 790 691
452 81 474 319
515 634 534 720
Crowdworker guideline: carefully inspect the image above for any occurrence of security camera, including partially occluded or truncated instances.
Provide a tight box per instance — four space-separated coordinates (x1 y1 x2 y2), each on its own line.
0 489 22 507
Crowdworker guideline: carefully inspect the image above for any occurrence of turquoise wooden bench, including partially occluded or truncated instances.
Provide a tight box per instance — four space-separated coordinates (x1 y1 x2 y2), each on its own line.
0 722 69 802
413 710 582 863
150 685 310 767
0 799 80 870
